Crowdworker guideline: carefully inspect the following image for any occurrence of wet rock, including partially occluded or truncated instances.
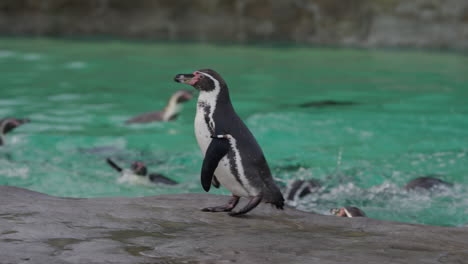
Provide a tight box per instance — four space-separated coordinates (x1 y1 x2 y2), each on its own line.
1 185 467 263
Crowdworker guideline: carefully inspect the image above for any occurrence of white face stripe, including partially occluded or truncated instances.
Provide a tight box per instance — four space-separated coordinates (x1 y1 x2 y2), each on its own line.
197 72 220 132
0 119 14 140
0 120 7 134
0 120 6 144
344 208 353 218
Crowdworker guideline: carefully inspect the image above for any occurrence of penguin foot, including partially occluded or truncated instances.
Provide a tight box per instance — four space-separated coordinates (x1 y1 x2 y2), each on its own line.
228 195 262 217
201 195 239 212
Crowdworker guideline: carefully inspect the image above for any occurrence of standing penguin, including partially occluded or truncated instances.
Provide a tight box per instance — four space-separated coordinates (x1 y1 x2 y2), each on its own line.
175 69 284 216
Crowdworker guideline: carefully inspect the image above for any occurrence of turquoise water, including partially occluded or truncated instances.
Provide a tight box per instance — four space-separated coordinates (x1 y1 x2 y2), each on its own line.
1 38 467 227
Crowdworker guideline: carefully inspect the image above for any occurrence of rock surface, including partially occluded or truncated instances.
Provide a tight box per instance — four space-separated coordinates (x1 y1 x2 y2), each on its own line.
1 0 468 49
0 185 467 264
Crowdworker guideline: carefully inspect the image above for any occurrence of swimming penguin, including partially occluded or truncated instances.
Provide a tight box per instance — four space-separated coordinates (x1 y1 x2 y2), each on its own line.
175 69 284 216
330 206 367 218
284 179 321 202
404 176 453 191
0 118 30 146
106 158 177 185
298 100 358 108
125 90 193 124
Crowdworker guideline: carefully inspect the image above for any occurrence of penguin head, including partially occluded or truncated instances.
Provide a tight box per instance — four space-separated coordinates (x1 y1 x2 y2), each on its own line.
0 118 30 135
174 69 226 92
330 206 366 217
131 161 148 176
172 90 194 103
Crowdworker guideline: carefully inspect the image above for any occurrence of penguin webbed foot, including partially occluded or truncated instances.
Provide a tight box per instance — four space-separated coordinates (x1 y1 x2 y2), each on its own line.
271 202 284 210
228 195 263 217
202 206 234 212
202 195 239 212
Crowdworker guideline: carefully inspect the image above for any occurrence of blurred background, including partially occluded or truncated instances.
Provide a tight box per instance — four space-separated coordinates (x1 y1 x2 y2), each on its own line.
1 0 468 49
0 0 467 226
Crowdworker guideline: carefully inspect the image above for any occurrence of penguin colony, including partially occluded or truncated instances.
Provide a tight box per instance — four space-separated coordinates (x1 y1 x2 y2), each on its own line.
1 70 456 218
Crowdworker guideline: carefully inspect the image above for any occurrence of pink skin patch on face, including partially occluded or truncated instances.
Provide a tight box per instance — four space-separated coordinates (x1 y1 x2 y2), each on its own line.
11 120 21 127
188 71 201 85
131 161 144 171
337 208 347 217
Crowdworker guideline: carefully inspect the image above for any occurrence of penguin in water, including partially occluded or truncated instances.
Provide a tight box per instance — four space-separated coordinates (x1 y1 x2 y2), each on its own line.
106 158 177 185
404 176 453 191
330 206 367 218
125 90 193 124
298 100 358 108
283 179 321 202
175 69 284 216
0 118 30 146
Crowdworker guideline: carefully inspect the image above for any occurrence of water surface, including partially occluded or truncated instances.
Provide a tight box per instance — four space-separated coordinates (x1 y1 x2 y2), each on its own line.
1 38 467 226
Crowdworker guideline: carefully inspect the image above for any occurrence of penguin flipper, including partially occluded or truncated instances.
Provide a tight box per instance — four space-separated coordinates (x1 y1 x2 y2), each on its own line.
201 138 230 192
106 158 123 172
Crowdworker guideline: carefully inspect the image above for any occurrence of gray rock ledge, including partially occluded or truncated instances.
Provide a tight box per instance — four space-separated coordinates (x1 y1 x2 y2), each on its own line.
0 185 467 264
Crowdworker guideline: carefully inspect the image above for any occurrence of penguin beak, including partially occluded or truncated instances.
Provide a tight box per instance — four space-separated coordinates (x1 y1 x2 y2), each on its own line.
174 74 196 85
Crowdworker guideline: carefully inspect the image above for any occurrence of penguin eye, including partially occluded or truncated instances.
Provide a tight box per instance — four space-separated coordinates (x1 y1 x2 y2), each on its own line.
199 75 205 80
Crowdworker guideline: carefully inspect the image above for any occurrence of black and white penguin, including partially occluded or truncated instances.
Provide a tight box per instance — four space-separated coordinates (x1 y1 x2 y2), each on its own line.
330 206 367 218
125 90 193 124
0 118 30 146
106 158 177 185
175 69 284 216
284 179 321 202
404 176 453 191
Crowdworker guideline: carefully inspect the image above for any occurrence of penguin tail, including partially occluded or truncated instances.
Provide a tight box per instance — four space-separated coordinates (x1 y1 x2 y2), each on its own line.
264 187 285 210
271 200 284 210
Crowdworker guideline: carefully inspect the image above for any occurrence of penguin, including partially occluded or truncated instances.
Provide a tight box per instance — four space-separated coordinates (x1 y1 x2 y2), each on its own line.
284 179 321 202
175 69 284 216
125 90 193 124
106 158 177 185
298 100 358 108
404 176 453 191
0 118 30 146
330 206 367 218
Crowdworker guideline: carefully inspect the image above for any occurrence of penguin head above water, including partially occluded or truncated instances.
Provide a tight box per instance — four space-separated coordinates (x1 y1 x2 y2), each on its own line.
174 69 227 92
1 118 30 134
131 161 148 176
172 90 194 103
404 176 453 191
330 206 367 218
0 118 30 146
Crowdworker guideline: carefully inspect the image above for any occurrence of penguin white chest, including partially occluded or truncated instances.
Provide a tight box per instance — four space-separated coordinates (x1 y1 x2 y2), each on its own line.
194 107 211 154
194 102 253 197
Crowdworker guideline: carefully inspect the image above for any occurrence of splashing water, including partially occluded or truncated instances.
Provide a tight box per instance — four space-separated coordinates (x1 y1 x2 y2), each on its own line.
0 38 467 226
